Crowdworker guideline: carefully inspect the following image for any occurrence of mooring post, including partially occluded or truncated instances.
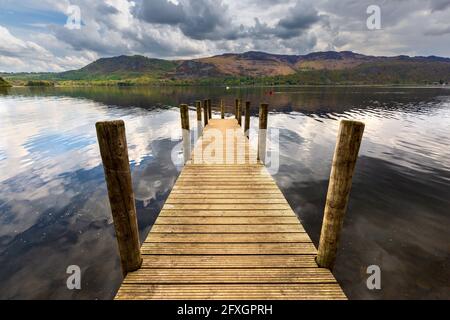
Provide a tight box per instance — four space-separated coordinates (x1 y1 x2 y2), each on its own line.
316 120 365 270
244 101 250 138
196 100 203 134
237 100 242 126
95 120 142 276
257 103 268 164
208 99 212 119
235 99 239 120
196 100 202 122
180 104 191 164
221 100 225 119
203 100 209 126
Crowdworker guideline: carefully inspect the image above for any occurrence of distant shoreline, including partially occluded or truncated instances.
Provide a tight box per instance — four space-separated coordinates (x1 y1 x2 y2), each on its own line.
4 83 450 90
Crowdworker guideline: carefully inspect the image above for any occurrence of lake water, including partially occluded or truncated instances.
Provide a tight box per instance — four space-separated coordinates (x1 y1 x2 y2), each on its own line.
0 86 449 299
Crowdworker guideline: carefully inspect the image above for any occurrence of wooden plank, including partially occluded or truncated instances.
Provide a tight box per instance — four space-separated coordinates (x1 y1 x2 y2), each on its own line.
175 179 275 183
185 164 262 167
178 175 271 179
180 172 270 175
115 284 346 300
181 170 267 173
175 183 276 187
178 176 272 180
180 176 270 179
158 209 296 217
155 216 300 225
185 165 263 168
150 224 305 233
165 199 288 204
140 243 317 255
139 255 318 268
179 176 271 179
145 233 311 243
123 268 337 284
183 166 266 170
162 204 292 210
176 179 275 184
183 166 264 170
184 168 264 172
172 187 280 192
181 171 266 174
167 193 285 199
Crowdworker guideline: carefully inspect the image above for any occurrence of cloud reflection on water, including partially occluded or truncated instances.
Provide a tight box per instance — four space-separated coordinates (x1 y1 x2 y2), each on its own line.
0 96 182 299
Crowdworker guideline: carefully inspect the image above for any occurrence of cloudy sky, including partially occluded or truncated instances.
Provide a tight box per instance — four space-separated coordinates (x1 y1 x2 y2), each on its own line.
0 0 449 72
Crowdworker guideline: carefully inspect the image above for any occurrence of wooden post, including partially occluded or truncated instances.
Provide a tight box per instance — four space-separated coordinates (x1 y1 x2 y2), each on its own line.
96 120 142 276
196 100 203 134
237 100 242 126
235 99 239 120
257 104 268 163
316 120 365 270
196 101 202 122
180 104 190 130
180 104 191 164
203 100 208 126
244 101 250 138
221 100 225 119
208 99 212 119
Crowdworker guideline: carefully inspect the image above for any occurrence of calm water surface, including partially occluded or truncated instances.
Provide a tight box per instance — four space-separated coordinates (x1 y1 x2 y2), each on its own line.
0 86 449 299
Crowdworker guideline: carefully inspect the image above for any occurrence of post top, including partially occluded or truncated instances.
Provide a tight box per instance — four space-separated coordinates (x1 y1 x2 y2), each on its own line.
96 120 125 128
340 119 365 128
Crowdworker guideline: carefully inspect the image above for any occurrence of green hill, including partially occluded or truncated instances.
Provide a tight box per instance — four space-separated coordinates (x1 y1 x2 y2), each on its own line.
59 55 178 81
0 77 11 87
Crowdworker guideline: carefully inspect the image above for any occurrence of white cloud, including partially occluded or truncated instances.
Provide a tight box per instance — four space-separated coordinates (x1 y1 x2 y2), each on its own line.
0 25 96 72
0 25 50 57
0 0 449 72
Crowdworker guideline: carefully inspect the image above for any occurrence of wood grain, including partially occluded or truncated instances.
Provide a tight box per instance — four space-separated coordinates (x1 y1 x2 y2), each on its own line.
115 117 346 300
96 120 142 275
317 120 365 270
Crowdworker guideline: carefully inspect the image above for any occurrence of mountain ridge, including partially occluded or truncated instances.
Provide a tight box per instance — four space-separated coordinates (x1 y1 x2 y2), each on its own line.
3 51 450 85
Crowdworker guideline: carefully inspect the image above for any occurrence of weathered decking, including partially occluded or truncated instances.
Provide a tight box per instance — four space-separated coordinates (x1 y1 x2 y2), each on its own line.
115 118 346 300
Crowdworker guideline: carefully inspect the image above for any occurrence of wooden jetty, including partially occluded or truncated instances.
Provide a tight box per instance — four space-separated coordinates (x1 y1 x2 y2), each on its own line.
96 99 365 300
